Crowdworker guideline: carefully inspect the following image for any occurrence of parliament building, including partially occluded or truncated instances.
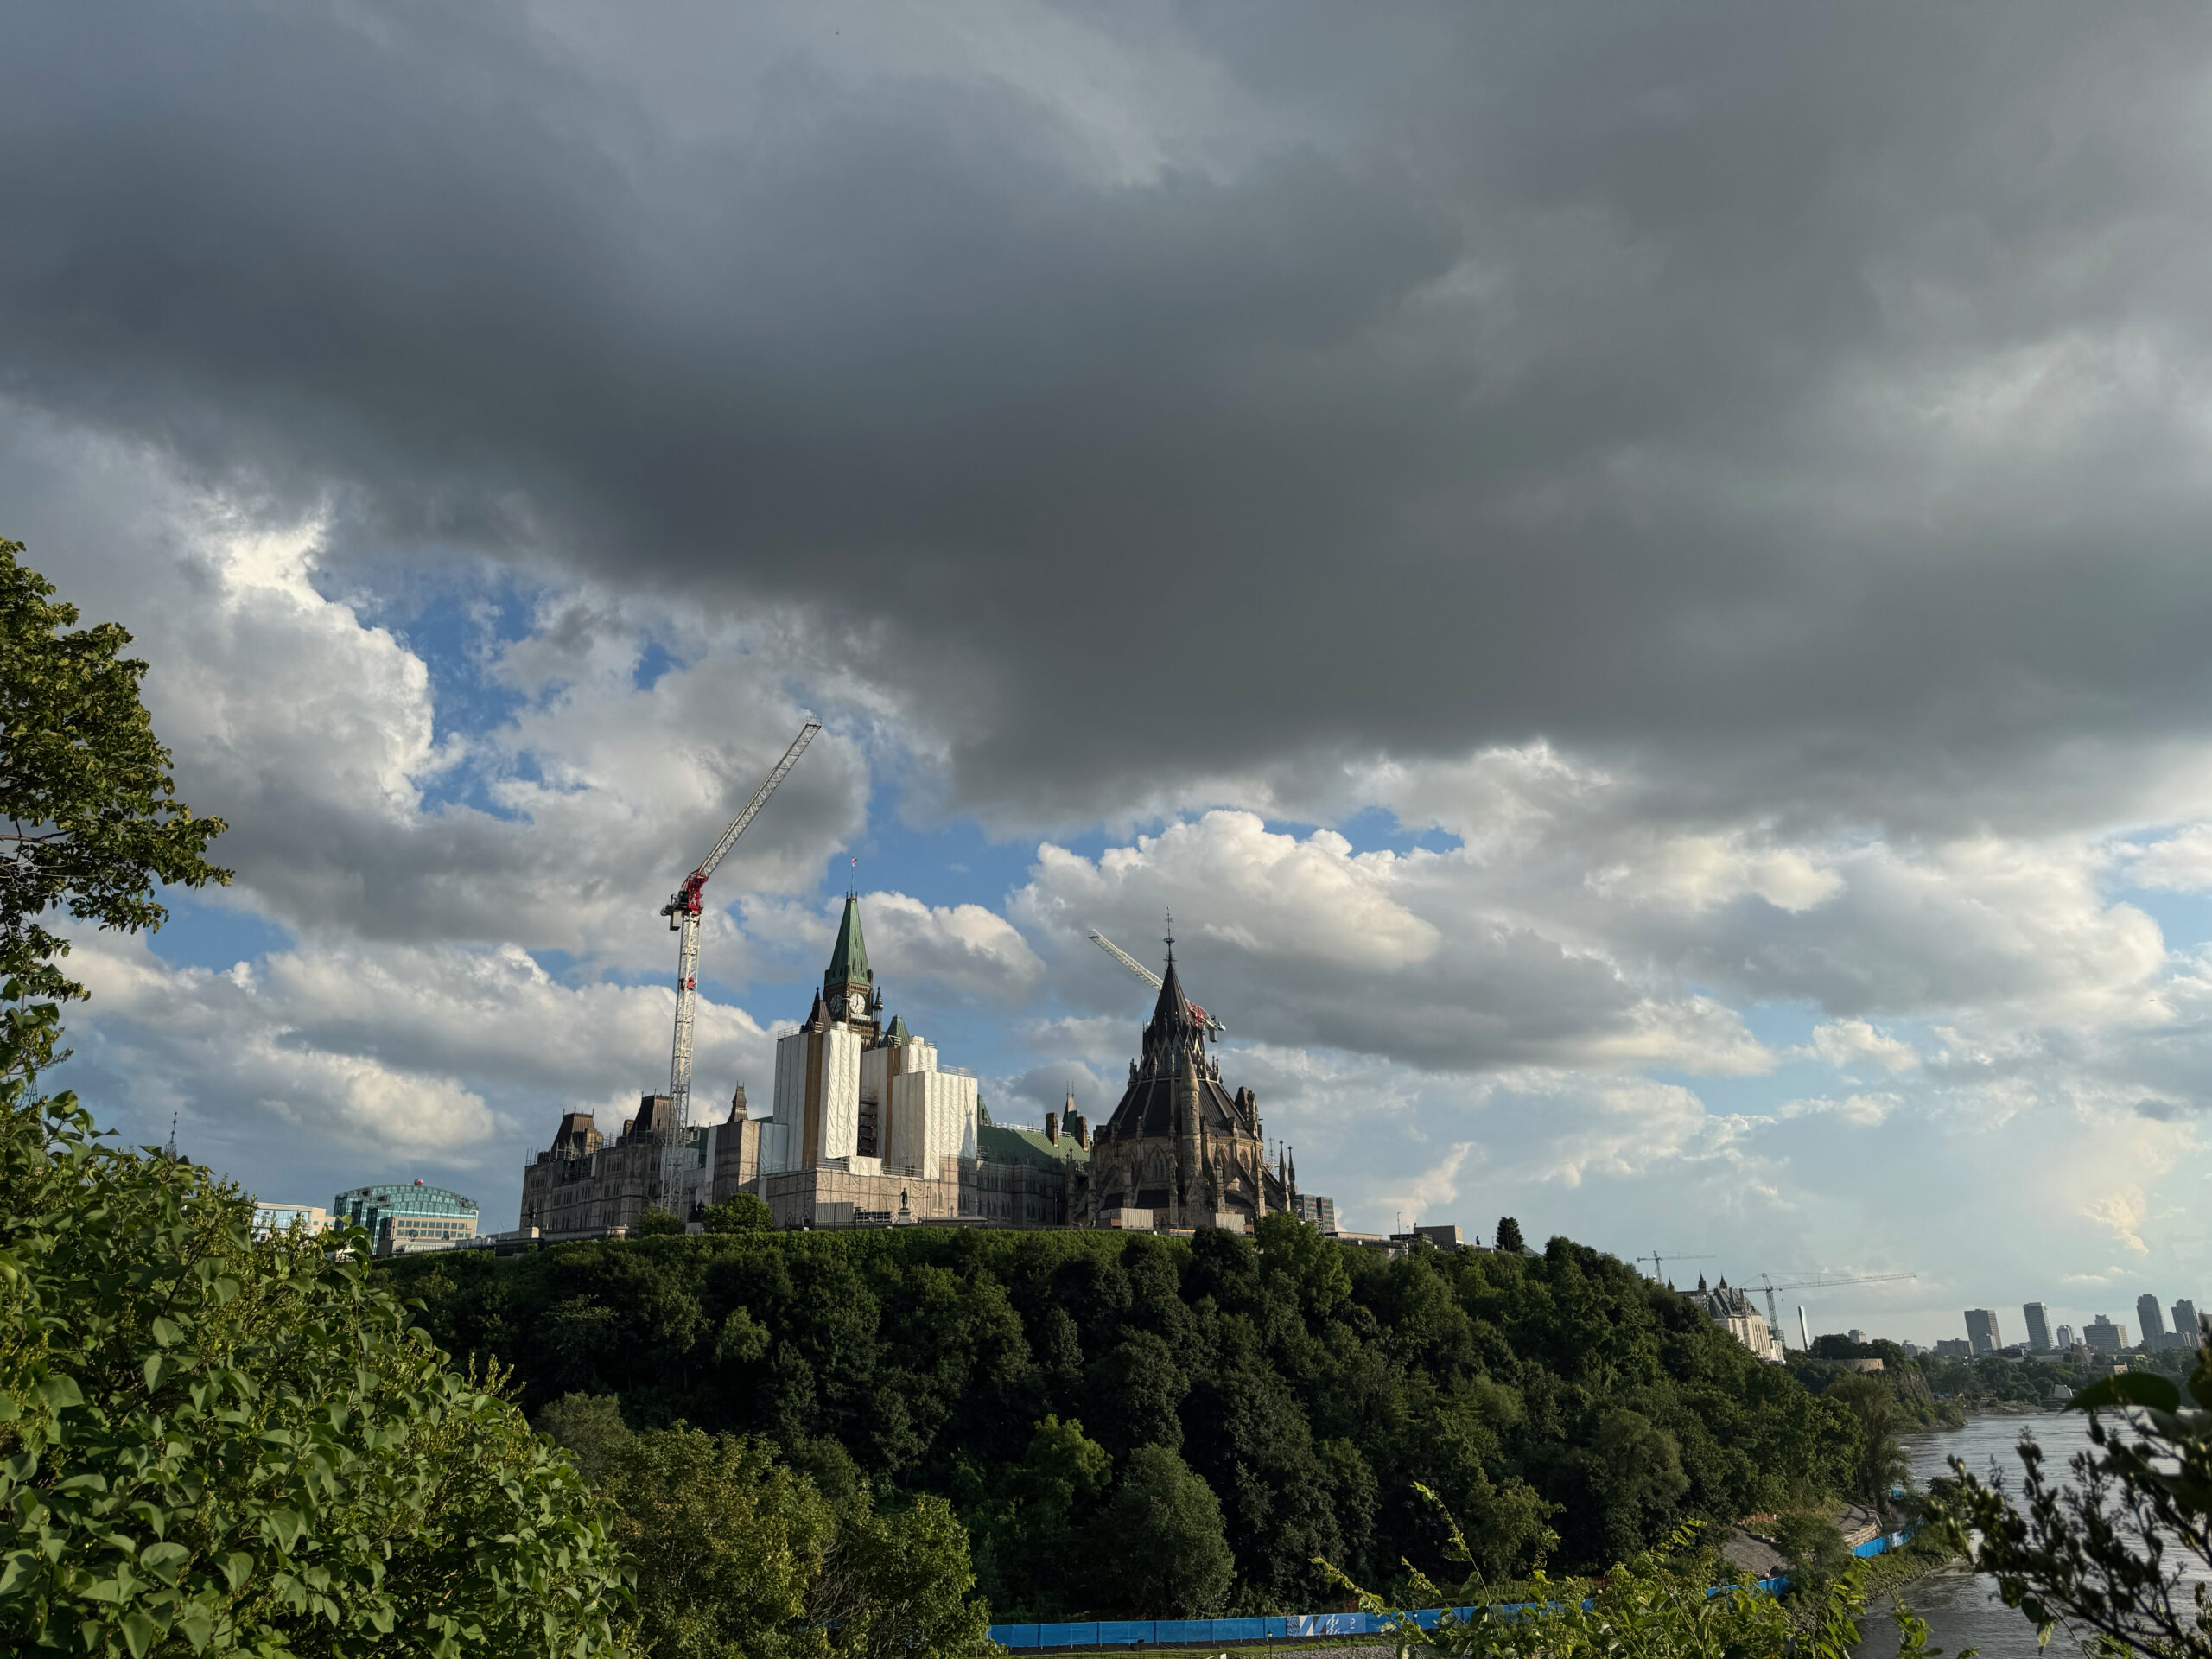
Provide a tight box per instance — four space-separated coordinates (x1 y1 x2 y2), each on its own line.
522 895 1090 1234
520 904 1301 1237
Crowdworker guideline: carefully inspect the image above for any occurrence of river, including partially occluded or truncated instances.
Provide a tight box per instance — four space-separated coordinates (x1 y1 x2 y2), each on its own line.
1850 1409 2205 1657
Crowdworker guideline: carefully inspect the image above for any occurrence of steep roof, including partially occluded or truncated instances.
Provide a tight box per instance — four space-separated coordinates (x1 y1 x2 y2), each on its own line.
825 893 871 988
1151 957 1192 1027
978 1122 1088 1171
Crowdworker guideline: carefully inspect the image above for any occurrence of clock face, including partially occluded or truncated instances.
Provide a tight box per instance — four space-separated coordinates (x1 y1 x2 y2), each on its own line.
847 991 868 1017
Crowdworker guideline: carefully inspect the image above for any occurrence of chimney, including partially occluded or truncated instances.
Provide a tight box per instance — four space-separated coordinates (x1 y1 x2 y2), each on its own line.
1071 1112 1089 1149
1045 1110 1059 1144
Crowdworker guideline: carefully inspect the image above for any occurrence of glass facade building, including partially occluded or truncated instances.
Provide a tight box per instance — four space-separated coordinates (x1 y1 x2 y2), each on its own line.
333 1180 480 1255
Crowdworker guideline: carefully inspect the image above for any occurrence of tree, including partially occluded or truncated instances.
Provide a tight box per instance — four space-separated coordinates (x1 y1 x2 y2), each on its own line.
1824 1373 1907 1506
537 1391 636 1483
598 1427 833 1659
596 1427 988 1659
1573 1409 1690 1564
1928 1357 2212 1656
634 1207 686 1236
0 1075 633 1656
0 540 228 1014
702 1192 775 1233
1088 1446 1235 1617
1255 1211 1350 1316
1494 1217 1525 1253
1770 1510 1854 1594
817 1491 991 1659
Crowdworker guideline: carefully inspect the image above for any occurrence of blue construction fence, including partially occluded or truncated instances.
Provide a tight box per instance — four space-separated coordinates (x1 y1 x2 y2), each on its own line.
987 1529 1914 1649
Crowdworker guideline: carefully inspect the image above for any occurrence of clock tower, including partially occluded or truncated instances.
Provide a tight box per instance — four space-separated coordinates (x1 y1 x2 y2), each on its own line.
823 892 880 1038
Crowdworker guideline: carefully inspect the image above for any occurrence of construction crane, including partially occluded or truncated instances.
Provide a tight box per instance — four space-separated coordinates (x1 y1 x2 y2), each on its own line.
1639 1250 1713 1286
1756 1272 1916 1344
1089 928 1225 1035
658 721 821 1206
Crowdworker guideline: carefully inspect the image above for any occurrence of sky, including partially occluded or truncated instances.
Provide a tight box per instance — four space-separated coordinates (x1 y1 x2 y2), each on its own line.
3 1 2209 1347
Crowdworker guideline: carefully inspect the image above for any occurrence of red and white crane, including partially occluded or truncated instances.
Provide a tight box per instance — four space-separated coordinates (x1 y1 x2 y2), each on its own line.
1088 927 1225 1035
657 721 820 1206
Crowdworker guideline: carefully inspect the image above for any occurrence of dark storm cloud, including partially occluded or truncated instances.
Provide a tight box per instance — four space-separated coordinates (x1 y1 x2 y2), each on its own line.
8 1 2212 830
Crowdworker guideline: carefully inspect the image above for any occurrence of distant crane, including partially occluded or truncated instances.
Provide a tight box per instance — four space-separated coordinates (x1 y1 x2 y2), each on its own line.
658 721 821 1206
1089 928 1226 1035
1639 1250 1713 1286
1756 1272 1917 1346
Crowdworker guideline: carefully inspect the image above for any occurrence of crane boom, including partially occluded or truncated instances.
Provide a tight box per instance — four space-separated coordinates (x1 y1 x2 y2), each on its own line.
657 721 820 1215
1088 929 1225 1035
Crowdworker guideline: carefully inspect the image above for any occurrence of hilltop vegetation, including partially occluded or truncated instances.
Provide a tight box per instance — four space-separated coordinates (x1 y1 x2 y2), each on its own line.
390 1222 1860 1617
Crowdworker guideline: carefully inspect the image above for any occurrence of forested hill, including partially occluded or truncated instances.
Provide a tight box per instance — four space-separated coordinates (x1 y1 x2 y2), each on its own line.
388 1220 1857 1617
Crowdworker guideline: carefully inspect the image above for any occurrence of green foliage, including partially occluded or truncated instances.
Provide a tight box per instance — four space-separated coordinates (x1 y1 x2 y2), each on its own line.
1323 1490 1871 1658
1090 1446 1234 1618
1493 1218 1524 1254
699 1194 774 1235
391 1224 1857 1615
0 1063 633 1656
962 1414 1110 1618
1927 1355 2212 1656
537 1392 636 1484
0 541 229 1014
1824 1372 1909 1503
594 1426 987 1659
1770 1510 1854 1593
1570 1408 1689 1564
633 1209 686 1238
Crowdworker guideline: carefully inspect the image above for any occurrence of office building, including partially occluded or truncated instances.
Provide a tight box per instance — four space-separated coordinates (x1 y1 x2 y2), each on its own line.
250 1200 330 1239
1933 1338 1973 1359
2022 1302 2053 1351
1292 1192 1337 1234
1964 1308 2003 1354
2056 1323 2075 1349
333 1179 478 1255
2084 1314 2126 1353
1847 1328 1867 1345
2138 1294 2170 1350
2175 1300 2202 1347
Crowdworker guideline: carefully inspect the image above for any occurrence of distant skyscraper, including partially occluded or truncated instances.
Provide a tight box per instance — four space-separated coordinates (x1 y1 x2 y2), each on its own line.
2056 1323 2076 1349
2085 1314 2124 1353
2176 1300 2202 1347
2022 1302 2053 1351
1847 1328 1867 1345
1964 1308 2003 1354
2138 1294 2170 1350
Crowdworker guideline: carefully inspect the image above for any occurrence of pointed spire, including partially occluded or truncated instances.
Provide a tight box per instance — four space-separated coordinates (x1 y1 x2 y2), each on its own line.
1150 955 1192 1028
886 1013 911 1045
825 893 871 990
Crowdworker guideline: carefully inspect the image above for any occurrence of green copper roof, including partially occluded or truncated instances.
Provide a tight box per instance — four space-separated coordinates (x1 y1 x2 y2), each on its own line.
978 1122 1089 1171
825 893 870 989
886 1013 911 1044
